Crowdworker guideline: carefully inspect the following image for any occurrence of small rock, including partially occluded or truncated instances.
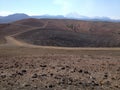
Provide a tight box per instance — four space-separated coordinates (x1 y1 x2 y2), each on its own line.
32 74 38 78
1 75 6 78
50 73 53 77
48 84 55 88
91 81 99 86
40 65 47 67
8 82 13 86
104 81 111 86
33 85 38 89
17 72 23 76
104 74 108 79
24 84 30 87
114 85 119 88
21 70 27 73
79 69 83 73
84 71 90 74
117 67 120 71
61 67 65 70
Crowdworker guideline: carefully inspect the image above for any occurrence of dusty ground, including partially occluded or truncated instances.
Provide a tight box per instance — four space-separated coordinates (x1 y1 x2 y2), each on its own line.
0 46 120 90
0 19 120 90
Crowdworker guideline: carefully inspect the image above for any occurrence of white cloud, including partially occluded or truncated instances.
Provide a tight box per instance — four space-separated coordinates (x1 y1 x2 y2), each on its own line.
0 11 13 16
53 0 72 15
53 0 101 17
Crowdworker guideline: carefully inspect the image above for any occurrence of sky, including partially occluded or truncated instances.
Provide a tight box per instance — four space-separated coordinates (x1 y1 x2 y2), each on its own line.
0 0 120 19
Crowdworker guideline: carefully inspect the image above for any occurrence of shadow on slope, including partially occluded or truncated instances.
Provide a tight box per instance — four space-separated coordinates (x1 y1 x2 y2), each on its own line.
15 28 120 47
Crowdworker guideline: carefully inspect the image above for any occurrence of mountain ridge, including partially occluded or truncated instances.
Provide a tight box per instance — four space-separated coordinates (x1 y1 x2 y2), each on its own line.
0 13 120 23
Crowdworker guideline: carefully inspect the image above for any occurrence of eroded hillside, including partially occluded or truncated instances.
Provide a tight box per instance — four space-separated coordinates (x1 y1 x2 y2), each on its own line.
0 18 120 47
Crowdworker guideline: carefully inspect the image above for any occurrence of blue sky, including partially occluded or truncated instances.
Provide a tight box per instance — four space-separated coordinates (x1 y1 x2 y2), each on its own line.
0 0 120 19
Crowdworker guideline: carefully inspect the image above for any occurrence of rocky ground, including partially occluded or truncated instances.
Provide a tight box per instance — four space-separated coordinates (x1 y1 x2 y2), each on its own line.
0 51 120 90
0 18 120 90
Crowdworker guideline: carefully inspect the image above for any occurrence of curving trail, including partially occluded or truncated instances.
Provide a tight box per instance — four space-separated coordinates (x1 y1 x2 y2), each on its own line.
1 21 48 47
10 21 48 36
5 36 24 46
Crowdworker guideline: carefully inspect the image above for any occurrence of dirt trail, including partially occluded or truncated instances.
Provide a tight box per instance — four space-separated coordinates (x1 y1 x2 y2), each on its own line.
5 36 23 46
2 22 48 47
10 21 48 36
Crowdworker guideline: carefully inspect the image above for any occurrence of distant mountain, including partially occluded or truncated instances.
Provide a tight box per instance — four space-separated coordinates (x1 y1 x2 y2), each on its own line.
0 14 66 23
0 16 3 19
0 13 29 23
66 12 90 20
65 13 120 22
0 13 120 23
32 15 65 19
89 16 111 22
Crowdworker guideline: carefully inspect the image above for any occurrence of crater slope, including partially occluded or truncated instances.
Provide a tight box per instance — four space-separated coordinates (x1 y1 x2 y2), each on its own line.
0 18 120 47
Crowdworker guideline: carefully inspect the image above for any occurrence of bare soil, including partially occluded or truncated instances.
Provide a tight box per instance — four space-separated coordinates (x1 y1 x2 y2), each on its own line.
0 19 120 90
0 46 120 90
